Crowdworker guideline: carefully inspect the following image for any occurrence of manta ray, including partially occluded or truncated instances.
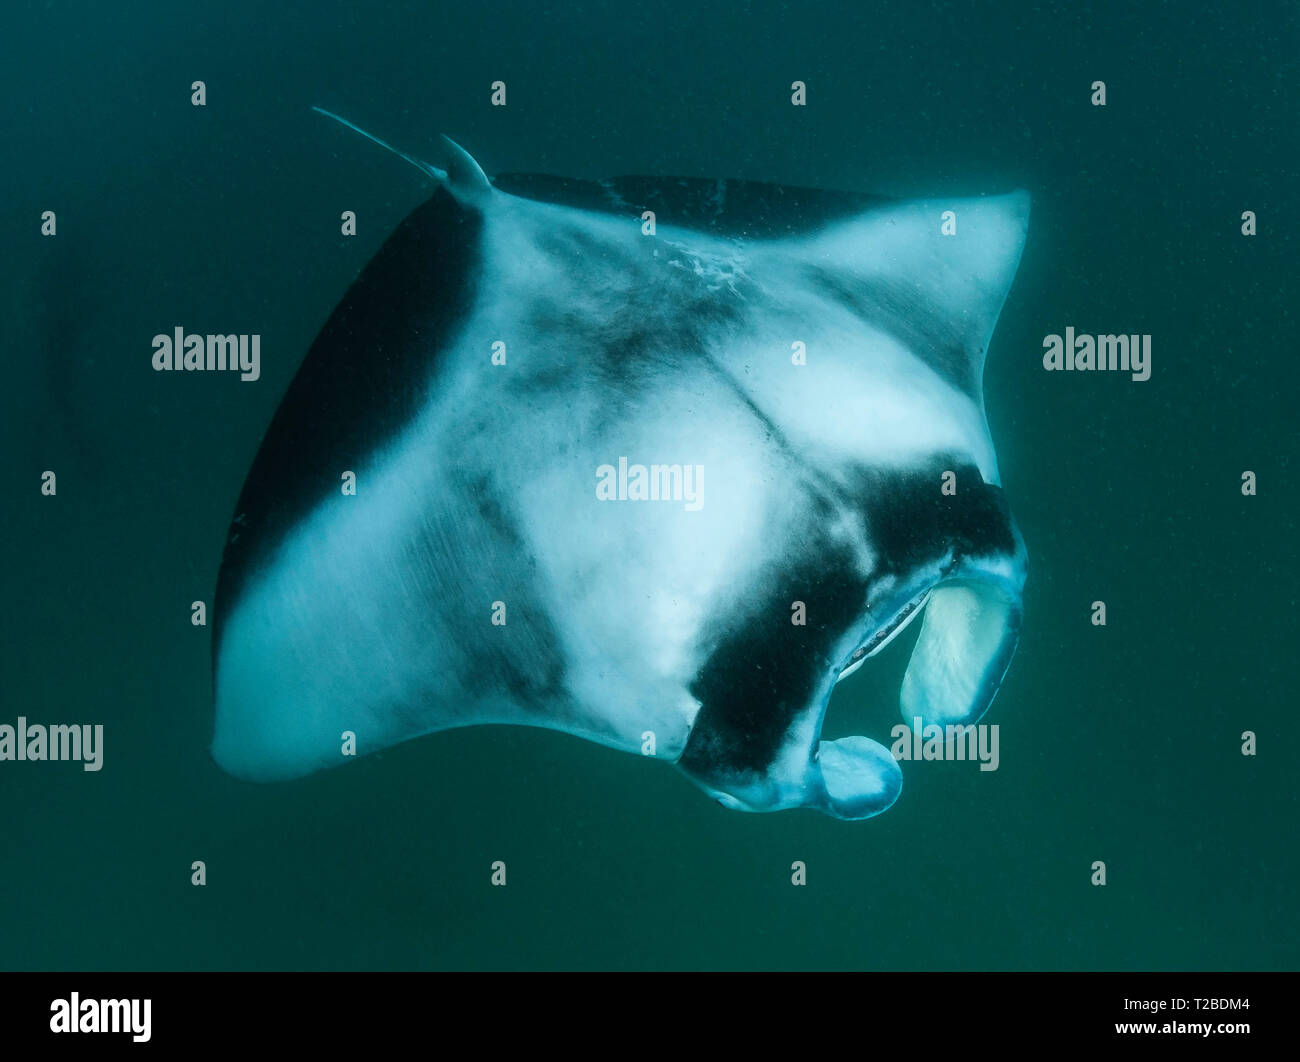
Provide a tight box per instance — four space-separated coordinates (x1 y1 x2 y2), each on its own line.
211 110 1029 820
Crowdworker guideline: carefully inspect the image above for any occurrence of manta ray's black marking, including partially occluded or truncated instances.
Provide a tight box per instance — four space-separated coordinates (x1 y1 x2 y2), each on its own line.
680 457 1019 792
213 190 481 656
210 113 1030 820
852 459 1020 575
681 521 869 778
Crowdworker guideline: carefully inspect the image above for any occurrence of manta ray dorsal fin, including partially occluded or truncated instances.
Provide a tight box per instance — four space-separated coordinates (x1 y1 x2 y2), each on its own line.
799 190 1030 394
438 134 492 205
311 106 493 206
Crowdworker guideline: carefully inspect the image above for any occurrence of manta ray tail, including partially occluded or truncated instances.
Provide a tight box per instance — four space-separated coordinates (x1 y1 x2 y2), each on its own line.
311 106 491 204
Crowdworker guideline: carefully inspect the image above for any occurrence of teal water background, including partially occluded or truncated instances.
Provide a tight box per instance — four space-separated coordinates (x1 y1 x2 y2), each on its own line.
2 0 1296 969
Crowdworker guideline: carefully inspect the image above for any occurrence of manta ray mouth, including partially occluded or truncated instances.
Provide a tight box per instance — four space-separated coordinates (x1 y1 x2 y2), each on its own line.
836 589 932 684
831 576 1022 729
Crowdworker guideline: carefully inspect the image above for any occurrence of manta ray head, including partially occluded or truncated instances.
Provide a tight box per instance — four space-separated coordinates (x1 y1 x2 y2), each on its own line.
660 187 1030 820
210 113 1028 821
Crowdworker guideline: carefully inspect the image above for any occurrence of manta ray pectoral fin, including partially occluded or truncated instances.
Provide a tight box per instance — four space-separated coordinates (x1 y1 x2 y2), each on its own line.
311 106 493 206
797 189 1030 394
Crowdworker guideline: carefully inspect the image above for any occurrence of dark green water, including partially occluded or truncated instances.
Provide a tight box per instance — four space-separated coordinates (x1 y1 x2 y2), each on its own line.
3 0 1296 970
